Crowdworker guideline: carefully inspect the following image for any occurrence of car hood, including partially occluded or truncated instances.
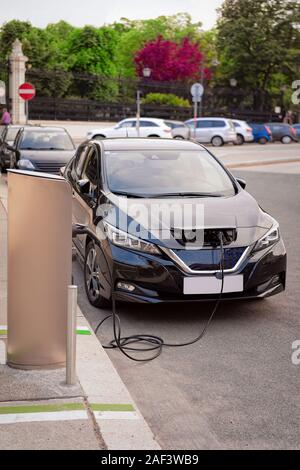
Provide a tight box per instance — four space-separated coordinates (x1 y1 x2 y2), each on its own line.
103 190 274 249
19 149 75 162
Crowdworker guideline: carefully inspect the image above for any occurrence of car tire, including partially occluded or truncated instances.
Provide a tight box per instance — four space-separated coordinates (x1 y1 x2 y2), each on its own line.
93 134 106 140
281 135 292 144
258 137 268 144
211 136 224 147
148 135 160 138
84 242 111 308
236 134 244 145
174 135 185 140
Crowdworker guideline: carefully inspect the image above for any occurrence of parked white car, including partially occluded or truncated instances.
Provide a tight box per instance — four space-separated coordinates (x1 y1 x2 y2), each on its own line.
232 119 254 145
86 118 173 140
185 117 237 146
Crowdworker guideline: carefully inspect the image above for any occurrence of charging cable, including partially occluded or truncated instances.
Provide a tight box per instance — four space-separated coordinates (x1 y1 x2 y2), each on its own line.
94 231 225 362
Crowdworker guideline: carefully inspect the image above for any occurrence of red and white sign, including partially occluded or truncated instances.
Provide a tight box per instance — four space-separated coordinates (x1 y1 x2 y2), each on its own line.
18 82 36 101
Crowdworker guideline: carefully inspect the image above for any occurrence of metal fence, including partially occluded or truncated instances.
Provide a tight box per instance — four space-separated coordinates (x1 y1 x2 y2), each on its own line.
28 96 279 123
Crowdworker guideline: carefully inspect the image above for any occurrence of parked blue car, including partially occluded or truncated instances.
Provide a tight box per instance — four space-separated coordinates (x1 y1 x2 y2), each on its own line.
249 123 272 144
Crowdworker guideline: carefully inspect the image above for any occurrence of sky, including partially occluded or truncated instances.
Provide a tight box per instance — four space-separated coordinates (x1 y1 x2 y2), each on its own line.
0 0 224 30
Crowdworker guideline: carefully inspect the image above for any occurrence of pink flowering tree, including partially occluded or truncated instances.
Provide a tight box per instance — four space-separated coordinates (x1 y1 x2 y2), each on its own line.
134 36 211 82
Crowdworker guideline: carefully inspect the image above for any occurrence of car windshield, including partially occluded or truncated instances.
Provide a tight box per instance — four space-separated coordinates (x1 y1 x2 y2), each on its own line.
6 128 19 141
19 130 74 150
105 150 236 197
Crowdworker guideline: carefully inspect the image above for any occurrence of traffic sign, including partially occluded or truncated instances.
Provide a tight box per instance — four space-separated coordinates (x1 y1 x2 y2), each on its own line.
190 82 204 102
18 82 36 101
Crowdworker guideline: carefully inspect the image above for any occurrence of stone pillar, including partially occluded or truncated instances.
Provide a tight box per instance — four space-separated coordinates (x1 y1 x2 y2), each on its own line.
9 39 28 124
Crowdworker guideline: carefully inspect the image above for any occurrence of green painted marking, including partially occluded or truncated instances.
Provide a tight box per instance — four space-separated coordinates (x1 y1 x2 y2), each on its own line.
0 403 85 415
76 329 91 335
0 327 90 336
91 403 135 412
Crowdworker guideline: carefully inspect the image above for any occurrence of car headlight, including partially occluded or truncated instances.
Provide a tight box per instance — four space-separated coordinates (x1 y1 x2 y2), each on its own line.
104 222 160 255
253 222 280 252
17 159 35 170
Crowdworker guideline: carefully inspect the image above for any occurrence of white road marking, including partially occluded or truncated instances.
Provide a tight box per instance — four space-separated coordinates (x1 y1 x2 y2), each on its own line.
0 410 88 425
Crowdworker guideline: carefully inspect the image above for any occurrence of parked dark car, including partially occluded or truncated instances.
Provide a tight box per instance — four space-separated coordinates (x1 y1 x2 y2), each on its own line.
264 123 298 144
9 126 75 174
293 124 300 141
0 125 22 172
249 123 272 144
63 138 286 307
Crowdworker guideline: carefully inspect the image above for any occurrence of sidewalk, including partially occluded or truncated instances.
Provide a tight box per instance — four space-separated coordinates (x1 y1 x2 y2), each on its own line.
0 175 160 450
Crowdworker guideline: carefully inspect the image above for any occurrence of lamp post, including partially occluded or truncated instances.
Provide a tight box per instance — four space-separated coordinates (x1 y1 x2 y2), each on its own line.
136 67 151 137
229 78 238 117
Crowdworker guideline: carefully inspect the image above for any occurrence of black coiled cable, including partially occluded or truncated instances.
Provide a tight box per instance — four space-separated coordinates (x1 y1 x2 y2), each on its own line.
94 232 225 362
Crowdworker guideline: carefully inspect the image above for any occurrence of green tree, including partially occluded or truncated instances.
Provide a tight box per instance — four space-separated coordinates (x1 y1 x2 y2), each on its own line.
216 0 300 102
0 20 32 58
66 26 119 100
113 13 204 77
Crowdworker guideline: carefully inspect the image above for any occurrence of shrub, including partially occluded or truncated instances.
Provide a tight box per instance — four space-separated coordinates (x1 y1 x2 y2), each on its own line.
142 92 190 107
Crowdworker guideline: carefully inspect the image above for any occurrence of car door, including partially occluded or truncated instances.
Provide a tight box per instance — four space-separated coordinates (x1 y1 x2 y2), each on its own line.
138 120 161 137
113 120 136 137
196 120 213 142
71 144 99 255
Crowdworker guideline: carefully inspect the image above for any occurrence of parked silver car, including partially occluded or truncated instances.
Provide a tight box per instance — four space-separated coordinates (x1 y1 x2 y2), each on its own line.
164 120 191 140
232 119 254 145
185 117 237 146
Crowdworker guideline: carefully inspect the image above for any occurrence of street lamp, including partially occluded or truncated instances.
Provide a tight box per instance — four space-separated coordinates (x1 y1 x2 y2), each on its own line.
136 67 152 137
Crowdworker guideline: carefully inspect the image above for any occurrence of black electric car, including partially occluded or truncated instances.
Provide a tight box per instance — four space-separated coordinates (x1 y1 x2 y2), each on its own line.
64 138 286 307
9 126 75 174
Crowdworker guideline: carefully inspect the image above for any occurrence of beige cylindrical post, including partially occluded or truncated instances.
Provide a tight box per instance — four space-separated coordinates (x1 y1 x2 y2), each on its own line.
9 39 28 125
66 285 77 385
7 170 72 369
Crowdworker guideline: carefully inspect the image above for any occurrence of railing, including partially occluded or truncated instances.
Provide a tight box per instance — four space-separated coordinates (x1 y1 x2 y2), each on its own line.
28 97 279 123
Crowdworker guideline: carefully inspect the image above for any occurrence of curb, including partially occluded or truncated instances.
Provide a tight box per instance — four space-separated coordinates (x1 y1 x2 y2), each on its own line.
75 306 160 450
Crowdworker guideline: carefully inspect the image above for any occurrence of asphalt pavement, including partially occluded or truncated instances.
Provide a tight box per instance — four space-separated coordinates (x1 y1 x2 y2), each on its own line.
73 168 300 450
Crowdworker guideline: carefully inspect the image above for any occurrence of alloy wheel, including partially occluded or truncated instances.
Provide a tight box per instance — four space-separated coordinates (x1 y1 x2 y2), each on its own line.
85 246 101 302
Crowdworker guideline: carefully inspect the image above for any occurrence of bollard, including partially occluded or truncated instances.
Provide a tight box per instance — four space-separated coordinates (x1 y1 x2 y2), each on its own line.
66 285 77 386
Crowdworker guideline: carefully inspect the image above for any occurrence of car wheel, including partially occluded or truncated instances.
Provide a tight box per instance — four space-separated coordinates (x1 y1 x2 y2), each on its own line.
235 134 244 145
174 135 185 140
148 135 160 138
93 134 106 140
258 137 268 144
281 135 292 144
84 242 110 308
211 136 224 147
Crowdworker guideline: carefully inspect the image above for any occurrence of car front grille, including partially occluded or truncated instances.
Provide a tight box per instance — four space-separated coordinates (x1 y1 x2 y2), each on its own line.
34 161 66 175
170 228 237 247
172 246 247 271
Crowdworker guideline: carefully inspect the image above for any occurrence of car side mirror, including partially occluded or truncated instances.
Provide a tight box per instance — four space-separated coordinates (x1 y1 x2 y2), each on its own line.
236 178 246 189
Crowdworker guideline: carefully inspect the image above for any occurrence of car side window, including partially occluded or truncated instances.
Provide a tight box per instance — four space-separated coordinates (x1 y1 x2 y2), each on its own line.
119 121 135 128
73 145 89 179
213 120 226 128
197 120 213 128
140 121 159 127
81 147 99 197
